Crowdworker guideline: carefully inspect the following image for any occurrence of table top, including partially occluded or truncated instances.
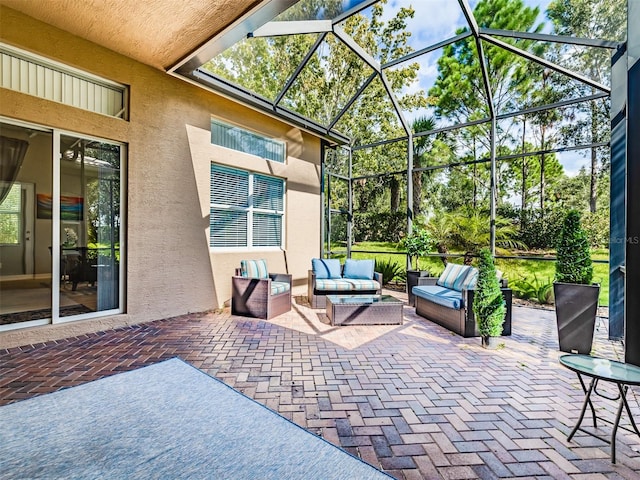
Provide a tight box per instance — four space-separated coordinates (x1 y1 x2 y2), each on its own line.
560 354 640 385
326 294 402 306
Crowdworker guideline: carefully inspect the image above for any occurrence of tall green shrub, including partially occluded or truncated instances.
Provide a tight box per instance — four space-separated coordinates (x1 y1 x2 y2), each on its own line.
555 210 593 284
473 248 506 338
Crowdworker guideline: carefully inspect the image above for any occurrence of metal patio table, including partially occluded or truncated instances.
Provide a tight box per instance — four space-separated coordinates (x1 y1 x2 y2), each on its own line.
559 354 640 463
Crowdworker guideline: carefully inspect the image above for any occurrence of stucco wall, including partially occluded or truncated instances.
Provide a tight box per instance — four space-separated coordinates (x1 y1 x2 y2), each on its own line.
0 7 322 347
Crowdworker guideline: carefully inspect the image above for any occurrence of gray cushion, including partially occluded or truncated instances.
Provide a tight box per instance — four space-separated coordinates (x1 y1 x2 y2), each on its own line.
412 285 464 309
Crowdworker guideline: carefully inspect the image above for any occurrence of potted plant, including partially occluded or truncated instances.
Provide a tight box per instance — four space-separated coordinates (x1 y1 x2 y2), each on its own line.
402 227 432 306
473 248 506 348
553 210 599 354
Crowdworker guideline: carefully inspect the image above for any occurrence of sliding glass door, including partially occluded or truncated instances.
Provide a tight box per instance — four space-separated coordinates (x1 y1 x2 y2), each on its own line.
0 120 124 330
59 134 122 317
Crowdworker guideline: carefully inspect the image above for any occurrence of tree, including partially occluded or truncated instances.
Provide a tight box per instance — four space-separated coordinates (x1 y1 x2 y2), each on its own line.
204 1 428 145
547 0 626 213
412 115 436 217
429 0 544 152
448 209 525 264
425 210 455 266
402 227 432 271
428 0 545 231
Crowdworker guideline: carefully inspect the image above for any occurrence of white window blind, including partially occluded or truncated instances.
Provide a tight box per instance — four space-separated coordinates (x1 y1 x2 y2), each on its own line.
210 210 247 248
253 213 282 247
210 165 248 207
210 165 284 248
0 44 127 119
211 118 285 163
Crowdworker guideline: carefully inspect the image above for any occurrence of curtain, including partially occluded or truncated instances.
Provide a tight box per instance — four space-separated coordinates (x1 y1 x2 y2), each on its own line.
0 136 29 204
97 162 119 311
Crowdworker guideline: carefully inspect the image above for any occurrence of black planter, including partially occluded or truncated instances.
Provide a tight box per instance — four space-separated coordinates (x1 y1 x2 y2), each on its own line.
406 270 430 306
553 282 600 354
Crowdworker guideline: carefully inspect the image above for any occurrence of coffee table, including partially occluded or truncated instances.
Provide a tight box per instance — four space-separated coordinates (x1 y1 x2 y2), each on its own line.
325 295 403 326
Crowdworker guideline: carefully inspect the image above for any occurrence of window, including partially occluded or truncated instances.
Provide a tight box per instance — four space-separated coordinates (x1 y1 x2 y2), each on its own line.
0 183 21 244
0 44 127 119
211 118 286 163
210 165 284 248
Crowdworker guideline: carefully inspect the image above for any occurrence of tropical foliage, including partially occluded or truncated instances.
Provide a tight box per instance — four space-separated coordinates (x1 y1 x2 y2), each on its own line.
374 258 404 285
511 274 554 304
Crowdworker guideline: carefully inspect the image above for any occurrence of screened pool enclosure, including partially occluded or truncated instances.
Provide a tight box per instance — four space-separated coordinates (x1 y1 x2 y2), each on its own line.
169 0 635 356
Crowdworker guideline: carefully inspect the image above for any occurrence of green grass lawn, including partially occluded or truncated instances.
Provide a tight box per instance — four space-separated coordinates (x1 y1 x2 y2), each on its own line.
344 242 610 306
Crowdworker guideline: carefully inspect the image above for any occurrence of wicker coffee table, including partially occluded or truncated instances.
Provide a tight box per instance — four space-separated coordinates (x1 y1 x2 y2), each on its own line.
325 295 404 326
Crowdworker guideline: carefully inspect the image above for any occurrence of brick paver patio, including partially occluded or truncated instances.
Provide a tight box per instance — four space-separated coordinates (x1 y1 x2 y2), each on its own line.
1 291 639 479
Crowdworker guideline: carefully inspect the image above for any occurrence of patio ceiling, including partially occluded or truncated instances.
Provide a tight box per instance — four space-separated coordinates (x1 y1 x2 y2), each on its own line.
0 0 270 71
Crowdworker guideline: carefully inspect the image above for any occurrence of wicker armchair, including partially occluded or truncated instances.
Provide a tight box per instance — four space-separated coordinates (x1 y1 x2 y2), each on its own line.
231 260 292 320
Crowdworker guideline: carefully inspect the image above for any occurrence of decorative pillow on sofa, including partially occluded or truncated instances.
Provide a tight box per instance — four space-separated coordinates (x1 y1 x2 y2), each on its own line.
452 267 503 290
436 263 471 291
343 259 374 280
312 258 342 279
241 259 269 279
458 267 478 290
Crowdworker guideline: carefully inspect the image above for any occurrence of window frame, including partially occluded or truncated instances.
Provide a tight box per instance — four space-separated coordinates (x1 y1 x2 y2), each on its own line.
210 164 285 251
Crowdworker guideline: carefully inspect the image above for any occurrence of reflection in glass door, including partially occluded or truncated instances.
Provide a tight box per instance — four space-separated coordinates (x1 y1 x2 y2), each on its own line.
59 135 121 317
0 122 53 328
0 120 124 330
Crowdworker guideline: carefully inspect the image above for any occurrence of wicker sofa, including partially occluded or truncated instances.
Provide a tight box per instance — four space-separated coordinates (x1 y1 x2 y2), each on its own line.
307 258 382 308
412 263 512 338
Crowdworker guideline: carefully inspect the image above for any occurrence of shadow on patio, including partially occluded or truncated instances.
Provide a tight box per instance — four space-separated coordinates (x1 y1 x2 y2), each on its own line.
1 290 638 479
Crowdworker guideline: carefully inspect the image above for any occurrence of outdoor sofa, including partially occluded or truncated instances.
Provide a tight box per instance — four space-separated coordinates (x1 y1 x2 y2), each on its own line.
308 258 382 308
412 263 512 338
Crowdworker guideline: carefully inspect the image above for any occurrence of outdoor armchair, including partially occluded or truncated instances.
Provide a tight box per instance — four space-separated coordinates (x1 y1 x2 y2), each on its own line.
232 259 292 320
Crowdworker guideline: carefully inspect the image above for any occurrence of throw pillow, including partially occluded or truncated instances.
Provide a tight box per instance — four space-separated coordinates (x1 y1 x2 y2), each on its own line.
343 259 374 280
241 259 269 279
458 267 478 290
312 258 342 279
437 263 471 291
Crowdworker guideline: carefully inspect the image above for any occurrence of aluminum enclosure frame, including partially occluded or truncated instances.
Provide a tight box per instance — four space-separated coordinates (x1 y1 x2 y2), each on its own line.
170 0 628 342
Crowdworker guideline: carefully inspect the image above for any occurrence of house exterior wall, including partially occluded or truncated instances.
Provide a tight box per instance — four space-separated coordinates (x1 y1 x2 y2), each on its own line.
0 7 322 348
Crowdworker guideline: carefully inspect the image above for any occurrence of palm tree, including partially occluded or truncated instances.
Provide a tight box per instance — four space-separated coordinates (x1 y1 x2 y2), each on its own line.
424 211 455 266
449 210 526 264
